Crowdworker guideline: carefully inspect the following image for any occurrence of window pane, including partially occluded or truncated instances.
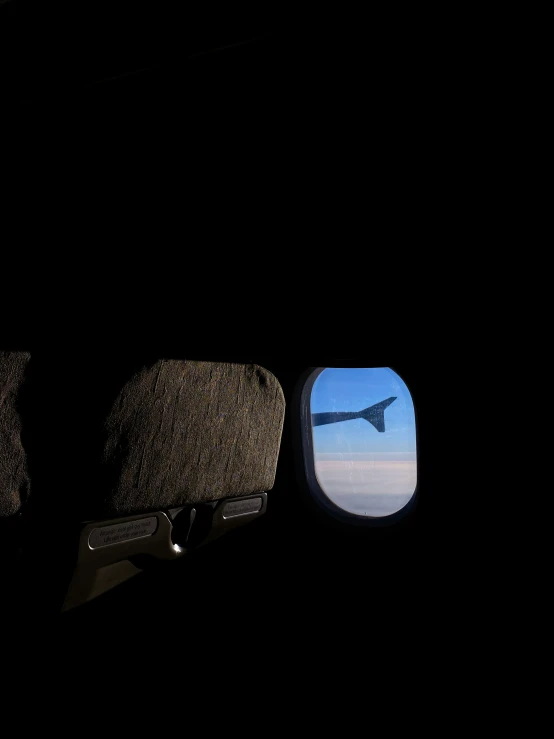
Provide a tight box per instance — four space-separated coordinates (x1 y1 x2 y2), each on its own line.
310 367 417 517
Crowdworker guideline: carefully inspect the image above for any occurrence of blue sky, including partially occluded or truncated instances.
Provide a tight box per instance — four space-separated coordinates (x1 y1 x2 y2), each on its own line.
310 367 416 457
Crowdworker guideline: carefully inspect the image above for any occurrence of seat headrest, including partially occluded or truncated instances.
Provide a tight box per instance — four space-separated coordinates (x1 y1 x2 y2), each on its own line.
0 351 30 518
100 360 285 516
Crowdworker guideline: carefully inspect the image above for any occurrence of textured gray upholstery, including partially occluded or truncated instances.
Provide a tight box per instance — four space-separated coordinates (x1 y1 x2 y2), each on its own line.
0 351 30 518
101 360 285 516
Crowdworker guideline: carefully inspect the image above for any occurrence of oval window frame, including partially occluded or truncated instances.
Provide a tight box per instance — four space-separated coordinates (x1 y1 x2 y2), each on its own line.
294 366 419 527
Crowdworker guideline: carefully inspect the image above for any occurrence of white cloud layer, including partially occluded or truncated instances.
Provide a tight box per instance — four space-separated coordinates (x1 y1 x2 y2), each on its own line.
314 460 417 516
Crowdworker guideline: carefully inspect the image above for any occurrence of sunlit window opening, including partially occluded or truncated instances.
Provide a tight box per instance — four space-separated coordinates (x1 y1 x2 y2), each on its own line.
310 368 417 517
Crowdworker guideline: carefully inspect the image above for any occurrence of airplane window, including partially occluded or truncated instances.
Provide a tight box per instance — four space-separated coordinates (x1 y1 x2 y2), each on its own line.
309 368 417 518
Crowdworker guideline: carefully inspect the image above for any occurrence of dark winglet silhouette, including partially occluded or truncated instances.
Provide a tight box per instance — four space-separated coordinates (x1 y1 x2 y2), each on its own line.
311 397 396 432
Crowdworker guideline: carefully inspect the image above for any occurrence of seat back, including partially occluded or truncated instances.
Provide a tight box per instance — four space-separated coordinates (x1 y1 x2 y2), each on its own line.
60 358 285 610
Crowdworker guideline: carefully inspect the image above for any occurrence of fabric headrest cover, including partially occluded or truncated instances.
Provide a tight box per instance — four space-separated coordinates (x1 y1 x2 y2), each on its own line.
101 360 285 516
0 351 30 518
